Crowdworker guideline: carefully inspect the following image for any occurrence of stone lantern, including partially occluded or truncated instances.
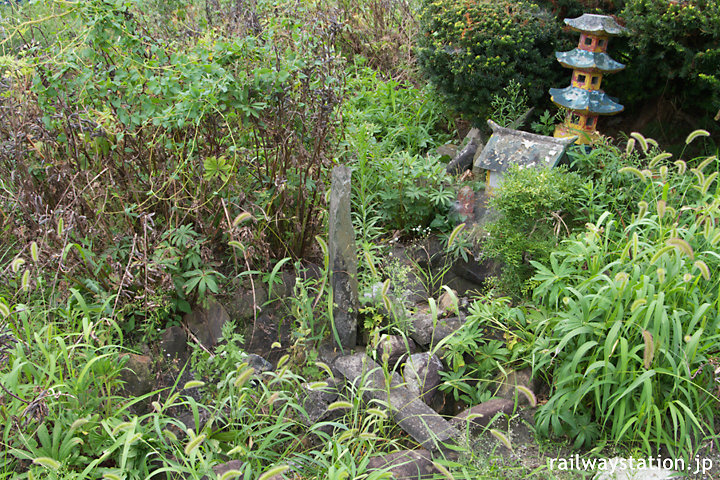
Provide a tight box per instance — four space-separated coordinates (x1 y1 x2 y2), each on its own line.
549 14 626 144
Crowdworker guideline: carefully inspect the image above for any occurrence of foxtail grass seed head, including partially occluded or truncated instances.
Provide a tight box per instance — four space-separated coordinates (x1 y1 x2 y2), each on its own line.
666 237 694 259
631 132 649 153
649 152 672 168
697 155 717 172
219 470 243 480
432 461 456 480
366 408 388 419
656 200 667 219
683 273 693 283
184 432 207 456
619 166 645 182
33 457 61 471
10 257 25 273
0 303 9 318
228 444 247 455
701 172 718 196
183 380 205 390
656 268 666 283
631 298 647 312
234 367 255 389
103 474 123 480
307 381 328 390
711 231 720 246
685 129 710 145
447 222 466 248
675 160 687 174
642 330 654 369
164 429 178 442
516 385 537 407
490 429 513 451
638 201 648 218
112 421 134 435
21 269 30 291
232 211 252 226
258 465 289 480
327 400 353 411
694 260 711 281
57 217 64 236
30 242 39 262
659 165 668 181
625 138 636 155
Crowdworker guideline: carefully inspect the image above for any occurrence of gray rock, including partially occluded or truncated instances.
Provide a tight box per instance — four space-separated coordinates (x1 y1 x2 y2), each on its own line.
298 379 341 425
246 354 273 373
404 353 444 408
367 449 442 479
433 143 458 160
375 334 418 367
450 255 502 287
437 289 458 316
159 326 187 360
494 368 537 407
451 398 515 435
409 313 465 348
447 128 483 175
229 283 268 322
361 282 408 323
244 310 292 366
184 297 230 349
268 270 296 301
119 353 154 398
334 353 461 452
328 166 359 350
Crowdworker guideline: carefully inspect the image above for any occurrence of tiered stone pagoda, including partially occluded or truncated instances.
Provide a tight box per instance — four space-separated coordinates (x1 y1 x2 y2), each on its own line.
550 14 626 144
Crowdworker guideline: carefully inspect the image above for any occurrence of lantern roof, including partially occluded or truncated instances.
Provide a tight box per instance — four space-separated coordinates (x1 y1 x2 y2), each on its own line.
473 120 576 173
564 14 625 36
556 49 625 72
549 86 624 115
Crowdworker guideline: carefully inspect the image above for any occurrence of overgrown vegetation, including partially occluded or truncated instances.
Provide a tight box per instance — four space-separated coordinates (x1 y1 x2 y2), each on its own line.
1 0 719 477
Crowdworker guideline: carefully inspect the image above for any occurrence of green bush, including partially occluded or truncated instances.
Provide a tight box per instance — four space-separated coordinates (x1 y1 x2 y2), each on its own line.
617 0 720 116
530 133 720 455
483 165 583 296
416 0 563 121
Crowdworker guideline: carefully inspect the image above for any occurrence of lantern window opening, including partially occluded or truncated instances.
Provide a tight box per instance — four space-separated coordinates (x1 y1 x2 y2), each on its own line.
591 76 599 85
584 36 593 46
569 114 583 126
577 73 587 85
598 38 606 48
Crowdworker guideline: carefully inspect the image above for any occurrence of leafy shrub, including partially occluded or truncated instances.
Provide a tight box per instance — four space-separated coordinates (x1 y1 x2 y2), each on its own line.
482 165 583 296
0 0 347 329
373 152 455 233
535 0 624 17
617 0 720 116
343 66 452 157
531 133 720 455
416 0 563 121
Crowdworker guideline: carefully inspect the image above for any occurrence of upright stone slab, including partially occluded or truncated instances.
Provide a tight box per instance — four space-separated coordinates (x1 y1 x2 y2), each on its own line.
329 166 359 349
